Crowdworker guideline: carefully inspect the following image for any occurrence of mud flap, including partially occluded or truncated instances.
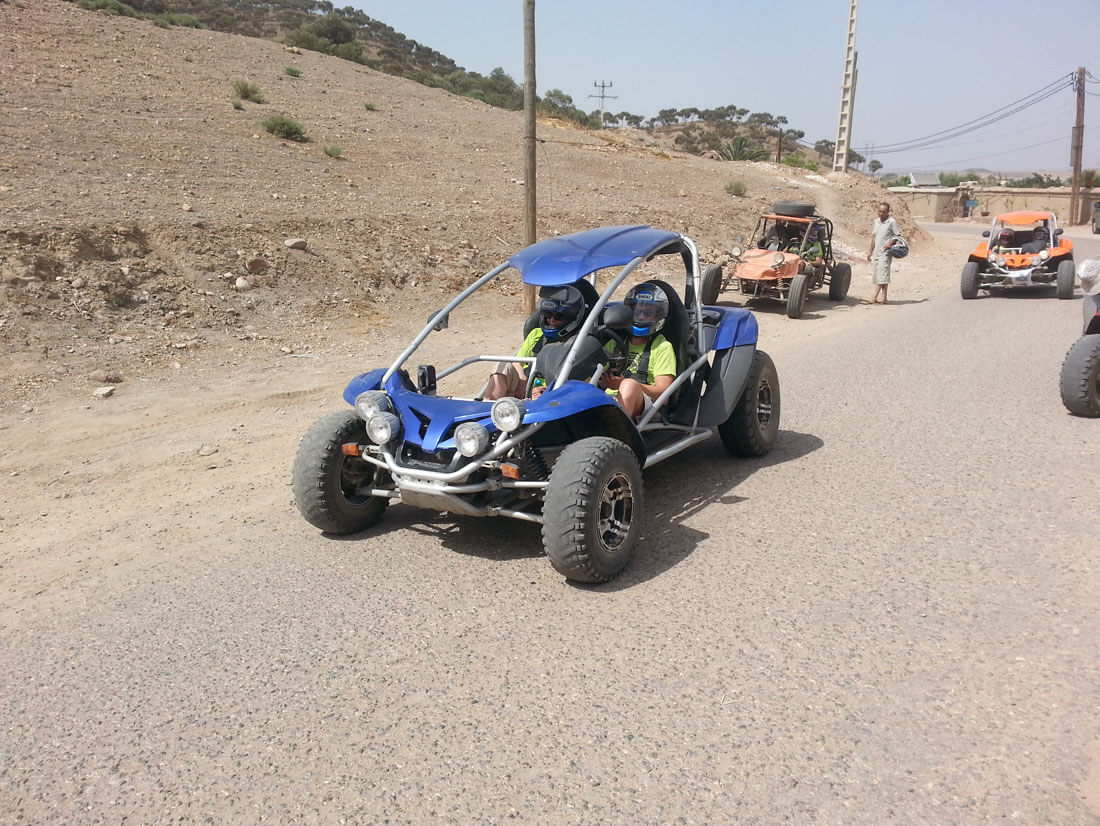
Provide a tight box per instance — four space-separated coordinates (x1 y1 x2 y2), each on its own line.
696 344 756 427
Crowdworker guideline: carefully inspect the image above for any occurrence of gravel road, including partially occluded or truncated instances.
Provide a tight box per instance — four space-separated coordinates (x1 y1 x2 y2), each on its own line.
2 228 1098 825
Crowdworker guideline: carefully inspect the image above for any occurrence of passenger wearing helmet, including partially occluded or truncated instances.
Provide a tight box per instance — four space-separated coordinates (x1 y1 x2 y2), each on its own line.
1021 224 1050 254
599 282 676 419
786 223 825 273
484 284 586 400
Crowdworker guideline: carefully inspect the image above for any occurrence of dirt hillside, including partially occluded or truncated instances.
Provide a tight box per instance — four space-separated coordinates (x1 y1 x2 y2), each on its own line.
0 0 918 406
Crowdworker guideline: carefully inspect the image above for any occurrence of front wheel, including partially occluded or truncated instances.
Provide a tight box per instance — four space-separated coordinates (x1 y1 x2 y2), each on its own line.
292 410 390 533
1056 259 1076 300
786 272 809 318
1060 334 1100 417
718 350 780 457
542 437 643 583
828 262 852 301
701 263 723 305
960 261 981 300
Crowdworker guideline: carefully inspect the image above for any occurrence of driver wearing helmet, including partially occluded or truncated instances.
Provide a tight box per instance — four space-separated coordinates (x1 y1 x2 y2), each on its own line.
786 223 825 273
599 282 676 419
484 284 586 400
993 227 1016 252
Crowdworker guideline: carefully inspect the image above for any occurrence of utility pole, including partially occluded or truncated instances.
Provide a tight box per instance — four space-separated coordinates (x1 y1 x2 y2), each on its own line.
589 80 617 127
832 0 858 172
1069 66 1085 225
522 0 536 313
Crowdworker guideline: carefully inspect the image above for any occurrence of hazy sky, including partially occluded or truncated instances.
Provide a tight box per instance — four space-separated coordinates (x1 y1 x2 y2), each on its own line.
351 0 1099 175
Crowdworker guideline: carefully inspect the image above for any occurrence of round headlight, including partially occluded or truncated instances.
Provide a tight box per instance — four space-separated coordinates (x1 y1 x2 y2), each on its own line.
355 390 392 421
995 256 1006 266
773 252 786 266
730 245 743 258
366 412 401 445
1039 249 1050 261
490 397 526 433
1030 256 1041 266
454 422 491 457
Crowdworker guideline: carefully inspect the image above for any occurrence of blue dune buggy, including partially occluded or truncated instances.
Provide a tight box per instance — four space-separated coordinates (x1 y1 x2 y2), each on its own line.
292 225 780 583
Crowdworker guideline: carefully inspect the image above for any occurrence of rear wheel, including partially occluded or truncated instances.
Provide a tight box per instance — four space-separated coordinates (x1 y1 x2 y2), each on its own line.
1060 334 1100 417
828 262 851 301
718 350 780 457
1056 259 1076 299
701 263 723 305
1092 221 1099 235
786 272 809 318
292 410 390 533
960 261 981 299
542 437 643 583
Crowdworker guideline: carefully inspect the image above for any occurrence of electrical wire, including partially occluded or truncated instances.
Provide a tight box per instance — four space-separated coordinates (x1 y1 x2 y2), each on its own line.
898 136 1067 171
871 74 1073 155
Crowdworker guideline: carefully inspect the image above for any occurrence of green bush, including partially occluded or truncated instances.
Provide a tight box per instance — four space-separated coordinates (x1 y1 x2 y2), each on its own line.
232 80 265 103
232 100 244 111
77 0 138 16
284 66 302 78
781 151 820 172
363 102 378 111
725 179 747 197
262 114 309 142
153 13 200 28
323 145 342 159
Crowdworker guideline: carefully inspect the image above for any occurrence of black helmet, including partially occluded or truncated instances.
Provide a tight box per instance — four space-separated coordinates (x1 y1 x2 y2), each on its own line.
1033 225 1049 243
624 282 669 337
808 222 824 239
997 227 1015 247
537 284 586 341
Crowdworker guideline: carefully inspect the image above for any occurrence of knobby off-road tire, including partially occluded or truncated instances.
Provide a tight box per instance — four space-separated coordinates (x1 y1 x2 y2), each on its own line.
771 201 815 217
292 410 390 533
960 261 981 300
701 264 723 305
786 272 809 319
718 350 780 457
1060 334 1100 417
542 436 643 583
828 262 852 301
1056 259 1076 300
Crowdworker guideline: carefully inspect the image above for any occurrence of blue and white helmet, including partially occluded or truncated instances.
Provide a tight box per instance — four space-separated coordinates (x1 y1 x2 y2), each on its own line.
624 282 669 337
537 284 586 341
886 235 909 258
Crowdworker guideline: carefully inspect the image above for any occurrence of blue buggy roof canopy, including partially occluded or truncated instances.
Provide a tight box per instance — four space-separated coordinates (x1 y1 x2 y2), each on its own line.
508 225 684 285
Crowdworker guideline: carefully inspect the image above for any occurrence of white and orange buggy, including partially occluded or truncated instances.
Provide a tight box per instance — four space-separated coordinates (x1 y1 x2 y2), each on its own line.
960 210 1075 300
701 201 852 319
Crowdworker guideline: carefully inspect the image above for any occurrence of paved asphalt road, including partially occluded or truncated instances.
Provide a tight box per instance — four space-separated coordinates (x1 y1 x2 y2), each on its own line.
2 227 1099 825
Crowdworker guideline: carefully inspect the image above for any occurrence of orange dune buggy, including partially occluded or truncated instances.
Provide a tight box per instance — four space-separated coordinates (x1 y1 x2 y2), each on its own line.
960 210 1075 300
701 202 852 319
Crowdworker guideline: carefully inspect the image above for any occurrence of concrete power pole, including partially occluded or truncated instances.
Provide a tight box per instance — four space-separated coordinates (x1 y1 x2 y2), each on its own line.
832 0 859 173
1069 66 1085 225
522 0 536 313
589 81 617 127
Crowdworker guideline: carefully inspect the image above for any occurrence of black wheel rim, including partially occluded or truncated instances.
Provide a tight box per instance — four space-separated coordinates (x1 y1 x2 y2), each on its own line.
338 453 375 504
596 471 634 552
756 377 774 428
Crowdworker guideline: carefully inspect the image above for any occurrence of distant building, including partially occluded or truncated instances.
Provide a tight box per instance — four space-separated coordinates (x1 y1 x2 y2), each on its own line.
908 172 942 187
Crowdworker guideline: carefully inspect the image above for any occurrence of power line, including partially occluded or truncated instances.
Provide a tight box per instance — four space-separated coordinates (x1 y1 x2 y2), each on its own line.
872 74 1073 155
897 136 1067 171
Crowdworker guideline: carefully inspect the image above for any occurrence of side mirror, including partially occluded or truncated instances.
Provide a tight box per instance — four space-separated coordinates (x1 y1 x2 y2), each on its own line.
981 230 991 238
1054 227 1064 236
601 303 633 331
429 310 449 332
417 364 437 395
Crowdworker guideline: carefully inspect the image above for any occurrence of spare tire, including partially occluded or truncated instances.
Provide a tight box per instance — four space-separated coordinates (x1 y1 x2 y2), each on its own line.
771 201 816 217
